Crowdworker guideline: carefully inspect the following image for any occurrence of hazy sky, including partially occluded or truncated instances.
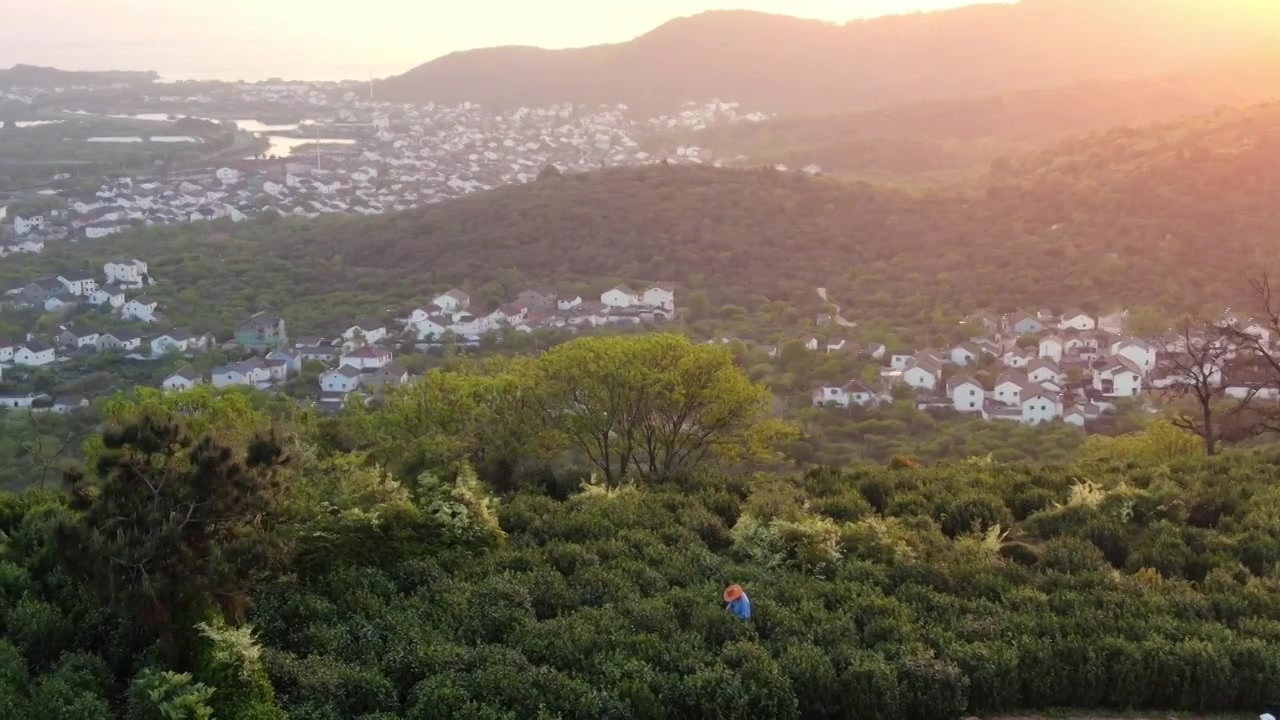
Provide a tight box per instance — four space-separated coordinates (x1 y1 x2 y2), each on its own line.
5 0 999 80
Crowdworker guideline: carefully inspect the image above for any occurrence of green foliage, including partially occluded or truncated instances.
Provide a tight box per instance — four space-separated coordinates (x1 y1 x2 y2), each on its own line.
7 340 1280 718
127 669 215 720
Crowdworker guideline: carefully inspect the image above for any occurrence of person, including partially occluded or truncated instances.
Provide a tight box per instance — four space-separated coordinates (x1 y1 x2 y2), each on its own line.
723 583 751 620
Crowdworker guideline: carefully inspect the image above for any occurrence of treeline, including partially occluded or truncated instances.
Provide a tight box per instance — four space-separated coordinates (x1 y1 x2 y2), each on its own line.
2 334 1280 717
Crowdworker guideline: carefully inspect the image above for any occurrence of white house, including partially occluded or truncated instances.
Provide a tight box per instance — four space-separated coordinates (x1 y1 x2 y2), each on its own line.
448 313 487 337
1111 338 1158 374
889 351 915 371
902 359 942 391
1038 335 1065 362
85 224 125 240
1026 359 1066 386
1002 349 1035 369
431 289 470 313
0 394 36 409
601 285 639 308
642 284 676 311
1021 390 1062 425
812 380 878 408
59 327 100 350
342 318 388 344
994 373 1027 405
320 366 363 393
265 348 303 374
121 296 159 323
216 167 241 184
211 365 250 389
1094 359 1143 397
13 214 45 236
104 258 148 287
44 295 78 313
340 346 393 370
557 295 583 311
88 285 127 308
947 376 985 413
0 340 13 363
163 370 204 392
949 342 979 367
413 318 449 341
14 343 55 367
236 359 273 387
151 331 199 356
57 273 97 296
1059 310 1096 331
97 331 144 352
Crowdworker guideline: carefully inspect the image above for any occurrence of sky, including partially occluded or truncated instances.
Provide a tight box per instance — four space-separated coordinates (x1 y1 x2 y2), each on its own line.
2 0 999 81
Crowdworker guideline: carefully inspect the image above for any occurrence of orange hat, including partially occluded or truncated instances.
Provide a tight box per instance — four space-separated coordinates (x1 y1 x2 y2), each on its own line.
723 584 744 602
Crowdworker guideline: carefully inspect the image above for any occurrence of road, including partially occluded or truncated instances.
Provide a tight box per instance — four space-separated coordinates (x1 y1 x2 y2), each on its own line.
815 287 858 328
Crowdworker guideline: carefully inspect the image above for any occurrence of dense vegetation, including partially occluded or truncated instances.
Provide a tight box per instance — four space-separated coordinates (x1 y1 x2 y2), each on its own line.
379 0 1278 112
3 334 1280 718
16 94 1280 345
681 44 1280 183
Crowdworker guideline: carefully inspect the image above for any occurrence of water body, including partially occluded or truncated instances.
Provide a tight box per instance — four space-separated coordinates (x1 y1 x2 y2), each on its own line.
0 120 66 128
258 135 357 158
232 119 300 133
87 136 144 143
67 110 353 158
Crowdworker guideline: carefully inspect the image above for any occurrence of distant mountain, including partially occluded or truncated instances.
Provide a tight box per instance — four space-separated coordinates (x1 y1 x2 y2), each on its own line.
680 42 1280 183
379 0 1280 113
0 64 158 90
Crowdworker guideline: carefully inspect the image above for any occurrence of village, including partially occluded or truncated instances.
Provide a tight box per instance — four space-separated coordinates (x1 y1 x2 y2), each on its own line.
808 307 1278 428
0 78 775 247
0 265 679 413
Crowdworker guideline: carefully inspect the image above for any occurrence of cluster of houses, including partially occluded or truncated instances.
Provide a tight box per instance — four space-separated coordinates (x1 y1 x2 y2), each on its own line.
2 83 775 244
158 311 411 411
4 257 156 319
813 307 1174 426
399 284 676 341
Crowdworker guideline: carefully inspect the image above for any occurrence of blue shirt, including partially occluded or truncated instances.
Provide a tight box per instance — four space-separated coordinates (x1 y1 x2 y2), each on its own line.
727 594 751 620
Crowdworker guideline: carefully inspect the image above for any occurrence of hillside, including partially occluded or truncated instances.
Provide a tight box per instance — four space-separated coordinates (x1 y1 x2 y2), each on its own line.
379 0 1280 113
14 98 1280 344
0 64 158 89
678 43 1280 183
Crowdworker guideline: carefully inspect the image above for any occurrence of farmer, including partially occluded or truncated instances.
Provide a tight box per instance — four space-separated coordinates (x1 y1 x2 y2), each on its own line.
723 583 751 620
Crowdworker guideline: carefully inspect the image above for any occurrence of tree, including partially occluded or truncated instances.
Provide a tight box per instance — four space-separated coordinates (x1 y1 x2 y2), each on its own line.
1162 320 1258 455
56 412 290 668
534 334 780 484
354 356 554 487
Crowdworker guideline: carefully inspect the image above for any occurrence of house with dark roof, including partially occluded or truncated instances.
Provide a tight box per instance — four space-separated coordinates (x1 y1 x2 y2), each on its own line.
236 311 288 351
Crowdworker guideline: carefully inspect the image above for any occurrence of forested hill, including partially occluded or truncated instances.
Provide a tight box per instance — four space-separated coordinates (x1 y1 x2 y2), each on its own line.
682 43 1280 183
0 64 158 89
378 0 1278 113
21 106 1280 340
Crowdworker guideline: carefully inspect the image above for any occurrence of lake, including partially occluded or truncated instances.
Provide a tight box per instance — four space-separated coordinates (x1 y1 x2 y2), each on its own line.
66 110 354 158
258 135 357 158
0 120 66 128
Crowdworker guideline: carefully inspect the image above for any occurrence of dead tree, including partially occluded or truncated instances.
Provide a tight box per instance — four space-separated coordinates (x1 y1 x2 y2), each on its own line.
1162 320 1259 455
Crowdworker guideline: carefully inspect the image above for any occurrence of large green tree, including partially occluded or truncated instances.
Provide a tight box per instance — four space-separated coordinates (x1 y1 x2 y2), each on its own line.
534 334 780 484
56 412 290 667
